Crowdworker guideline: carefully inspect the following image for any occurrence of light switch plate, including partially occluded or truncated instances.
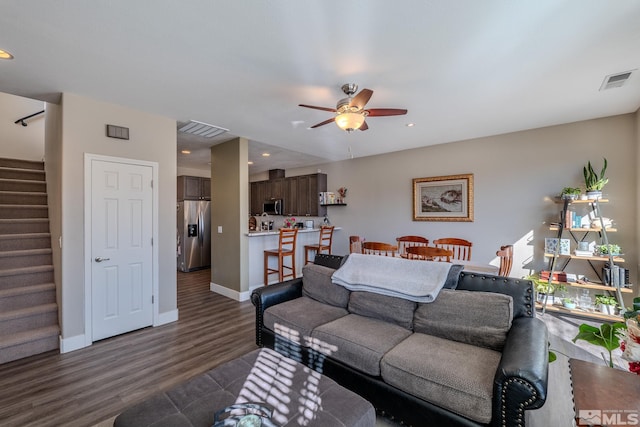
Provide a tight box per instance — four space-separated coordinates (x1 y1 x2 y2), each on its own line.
217 226 223 233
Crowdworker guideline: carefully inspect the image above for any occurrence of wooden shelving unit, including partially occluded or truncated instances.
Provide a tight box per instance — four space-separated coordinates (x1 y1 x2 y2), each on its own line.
538 197 629 321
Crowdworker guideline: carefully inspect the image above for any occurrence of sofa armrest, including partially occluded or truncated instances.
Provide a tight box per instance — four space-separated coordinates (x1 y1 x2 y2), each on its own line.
492 317 548 426
251 278 303 347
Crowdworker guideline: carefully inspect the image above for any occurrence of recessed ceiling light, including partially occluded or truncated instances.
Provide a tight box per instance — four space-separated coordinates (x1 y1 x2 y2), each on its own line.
262 153 270 157
406 123 415 127
248 161 254 165
0 49 14 60
181 150 191 154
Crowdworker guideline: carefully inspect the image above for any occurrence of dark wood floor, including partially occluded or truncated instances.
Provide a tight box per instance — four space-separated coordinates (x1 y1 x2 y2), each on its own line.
0 269 258 427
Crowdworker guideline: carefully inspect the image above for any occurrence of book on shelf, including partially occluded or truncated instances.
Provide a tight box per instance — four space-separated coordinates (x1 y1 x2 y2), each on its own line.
540 270 567 282
602 264 629 287
319 192 336 204
574 249 594 257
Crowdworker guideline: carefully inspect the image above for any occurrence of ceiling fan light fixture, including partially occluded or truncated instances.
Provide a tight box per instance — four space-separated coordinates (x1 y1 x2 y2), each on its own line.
335 112 365 132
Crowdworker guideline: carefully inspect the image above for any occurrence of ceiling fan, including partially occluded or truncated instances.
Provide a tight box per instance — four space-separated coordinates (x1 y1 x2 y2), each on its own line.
299 83 408 132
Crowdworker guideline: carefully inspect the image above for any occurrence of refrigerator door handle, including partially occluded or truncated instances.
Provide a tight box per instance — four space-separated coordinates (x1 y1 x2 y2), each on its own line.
199 209 204 245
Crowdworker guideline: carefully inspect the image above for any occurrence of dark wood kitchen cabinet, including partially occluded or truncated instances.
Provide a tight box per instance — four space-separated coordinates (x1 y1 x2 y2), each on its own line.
178 176 210 200
250 173 326 216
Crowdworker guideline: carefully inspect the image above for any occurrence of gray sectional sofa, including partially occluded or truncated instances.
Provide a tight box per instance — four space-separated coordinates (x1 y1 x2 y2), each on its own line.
251 254 549 427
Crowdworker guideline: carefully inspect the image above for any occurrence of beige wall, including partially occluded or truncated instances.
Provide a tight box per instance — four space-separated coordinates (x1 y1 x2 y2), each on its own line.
211 138 249 292
59 93 177 342
280 114 638 303
177 165 211 178
0 92 45 161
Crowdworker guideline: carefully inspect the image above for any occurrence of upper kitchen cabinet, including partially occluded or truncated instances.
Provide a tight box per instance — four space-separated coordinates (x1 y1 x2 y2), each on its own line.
178 175 211 201
250 173 327 216
250 180 268 215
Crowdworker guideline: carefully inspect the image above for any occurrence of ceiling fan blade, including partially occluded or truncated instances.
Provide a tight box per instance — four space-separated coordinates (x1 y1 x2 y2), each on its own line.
366 108 408 117
299 104 336 112
359 121 369 131
310 117 336 128
349 89 373 110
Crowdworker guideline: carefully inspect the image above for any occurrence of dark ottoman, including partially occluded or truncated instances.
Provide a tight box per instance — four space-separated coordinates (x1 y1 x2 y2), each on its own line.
114 348 375 427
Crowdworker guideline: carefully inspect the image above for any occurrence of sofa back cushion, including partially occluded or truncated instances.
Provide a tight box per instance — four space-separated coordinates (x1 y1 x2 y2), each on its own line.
413 289 513 351
302 263 351 308
348 291 417 330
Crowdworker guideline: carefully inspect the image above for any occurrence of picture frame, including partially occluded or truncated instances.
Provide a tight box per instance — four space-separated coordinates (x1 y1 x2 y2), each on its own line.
412 174 474 222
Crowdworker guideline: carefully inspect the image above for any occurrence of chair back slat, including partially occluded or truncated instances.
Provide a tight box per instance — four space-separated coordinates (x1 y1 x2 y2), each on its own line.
396 235 429 257
497 244 514 276
279 228 298 252
349 236 364 254
433 238 472 261
405 246 453 262
362 241 397 257
319 225 335 247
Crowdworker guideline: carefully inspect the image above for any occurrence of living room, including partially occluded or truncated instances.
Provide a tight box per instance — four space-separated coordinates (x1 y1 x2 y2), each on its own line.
1 2 640 426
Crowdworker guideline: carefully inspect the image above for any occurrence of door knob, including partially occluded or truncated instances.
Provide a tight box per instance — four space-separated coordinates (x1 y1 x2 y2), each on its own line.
95 257 111 262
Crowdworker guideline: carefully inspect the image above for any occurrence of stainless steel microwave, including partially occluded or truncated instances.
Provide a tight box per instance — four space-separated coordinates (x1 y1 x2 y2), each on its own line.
263 199 283 215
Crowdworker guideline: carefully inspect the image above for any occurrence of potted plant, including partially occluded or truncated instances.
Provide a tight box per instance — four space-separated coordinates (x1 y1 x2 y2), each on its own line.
583 157 608 199
596 243 621 256
595 294 618 315
560 187 581 200
562 297 577 310
528 275 556 303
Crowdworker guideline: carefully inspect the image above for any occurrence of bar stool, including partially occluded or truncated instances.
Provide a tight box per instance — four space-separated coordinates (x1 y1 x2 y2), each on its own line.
264 228 298 285
304 225 335 264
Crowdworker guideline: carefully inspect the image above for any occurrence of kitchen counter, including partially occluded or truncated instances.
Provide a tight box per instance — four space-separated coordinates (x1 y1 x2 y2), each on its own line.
247 227 339 236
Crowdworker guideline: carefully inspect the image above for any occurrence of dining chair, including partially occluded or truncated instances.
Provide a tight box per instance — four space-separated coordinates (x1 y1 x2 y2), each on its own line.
362 241 397 257
349 235 365 254
405 246 453 262
263 228 298 285
496 244 514 276
304 225 335 264
433 238 472 261
396 235 429 258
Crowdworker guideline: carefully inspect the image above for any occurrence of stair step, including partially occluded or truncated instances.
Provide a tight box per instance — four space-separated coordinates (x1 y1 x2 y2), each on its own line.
0 167 45 181
0 233 52 251
0 178 46 193
0 283 56 311
0 265 54 290
0 218 50 234
0 158 44 171
0 191 48 205
0 325 59 364
0 248 52 270
0 204 48 219
0 303 58 335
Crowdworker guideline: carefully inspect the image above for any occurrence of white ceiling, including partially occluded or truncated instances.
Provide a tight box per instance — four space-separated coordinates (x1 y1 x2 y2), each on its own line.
2 1 640 173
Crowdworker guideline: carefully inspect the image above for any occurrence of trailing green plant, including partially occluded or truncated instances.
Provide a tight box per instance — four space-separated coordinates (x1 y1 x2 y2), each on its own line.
572 322 626 367
595 294 618 307
526 274 555 294
560 187 581 199
623 297 640 320
596 243 621 255
583 157 608 192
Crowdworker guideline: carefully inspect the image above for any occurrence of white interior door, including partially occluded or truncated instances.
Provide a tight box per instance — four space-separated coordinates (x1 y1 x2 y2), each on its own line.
91 159 153 341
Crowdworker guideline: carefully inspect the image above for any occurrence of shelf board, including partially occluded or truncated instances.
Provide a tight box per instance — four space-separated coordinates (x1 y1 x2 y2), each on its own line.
555 198 609 204
320 203 347 206
549 226 617 232
544 253 625 262
542 280 633 293
535 302 622 322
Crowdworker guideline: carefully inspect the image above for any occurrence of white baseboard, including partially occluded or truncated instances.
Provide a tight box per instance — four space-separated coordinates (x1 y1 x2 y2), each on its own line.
59 333 89 354
156 309 179 326
210 282 260 302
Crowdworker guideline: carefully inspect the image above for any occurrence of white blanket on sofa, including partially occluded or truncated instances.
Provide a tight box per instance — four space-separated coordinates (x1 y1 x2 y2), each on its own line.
331 253 452 303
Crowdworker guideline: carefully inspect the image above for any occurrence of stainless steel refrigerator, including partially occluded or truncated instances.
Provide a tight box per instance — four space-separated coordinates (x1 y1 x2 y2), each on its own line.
177 200 211 272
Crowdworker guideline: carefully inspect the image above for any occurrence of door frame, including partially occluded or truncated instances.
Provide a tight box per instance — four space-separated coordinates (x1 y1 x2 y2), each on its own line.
83 153 159 345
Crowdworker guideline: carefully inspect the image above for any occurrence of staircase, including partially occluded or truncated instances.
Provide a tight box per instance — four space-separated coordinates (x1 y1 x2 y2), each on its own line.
0 158 59 364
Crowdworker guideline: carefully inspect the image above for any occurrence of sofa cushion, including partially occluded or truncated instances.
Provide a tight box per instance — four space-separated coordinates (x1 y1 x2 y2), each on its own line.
264 296 348 346
381 333 501 424
310 314 412 376
347 291 417 330
414 289 513 351
303 263 351 308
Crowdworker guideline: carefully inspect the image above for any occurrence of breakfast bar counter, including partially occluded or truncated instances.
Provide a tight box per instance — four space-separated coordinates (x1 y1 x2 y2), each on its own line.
247 227 342 286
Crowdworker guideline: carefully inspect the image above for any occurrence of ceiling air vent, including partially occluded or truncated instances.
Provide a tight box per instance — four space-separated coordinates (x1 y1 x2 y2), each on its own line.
178 120 229 138
599 70 635 91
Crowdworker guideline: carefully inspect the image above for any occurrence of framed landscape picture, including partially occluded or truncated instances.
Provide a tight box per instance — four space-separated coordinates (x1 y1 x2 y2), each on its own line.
413 174 474 222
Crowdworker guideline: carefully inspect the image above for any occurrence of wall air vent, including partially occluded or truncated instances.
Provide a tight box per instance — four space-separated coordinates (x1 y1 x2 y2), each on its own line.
599 70 635 91
178 120 229 138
